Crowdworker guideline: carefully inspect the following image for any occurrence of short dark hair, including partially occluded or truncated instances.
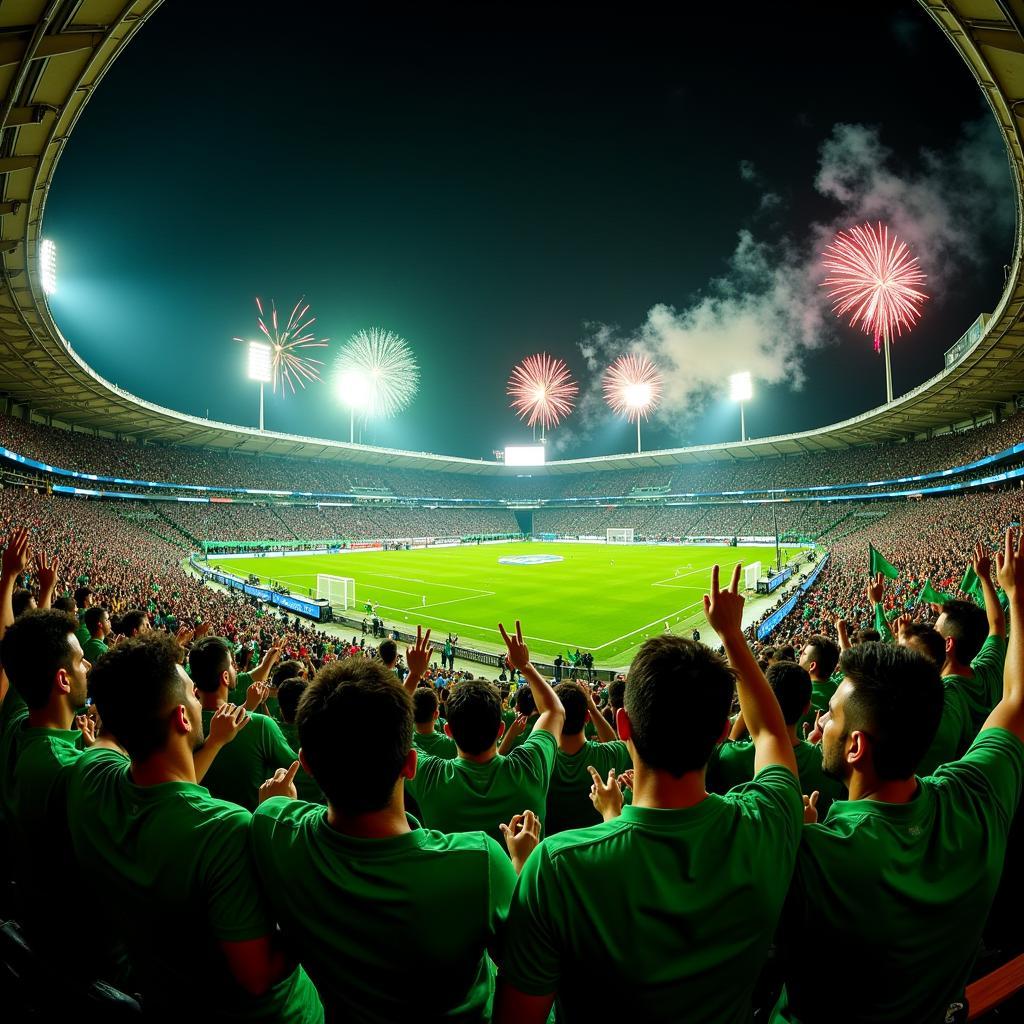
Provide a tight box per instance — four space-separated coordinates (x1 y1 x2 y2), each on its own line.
271 659 304 689
803 635 840 678
607 678 626 710
624 636 734 776
766 661 812 725
412 687 439 724
839 642 943 781
515 686 536 716
555 682 588 736
0 610 78 709
276 677 308 724
118 609 149 636
297 659 412 814
188 636 232 693
74 586 94 608
83 606 107 635
52 595 76 614
12 588 34 618
445 679 503 755
901 623 945 668
774 645 796 663
854 628 881 644
379 639 397 665
89 633 188 762
938 599 988 664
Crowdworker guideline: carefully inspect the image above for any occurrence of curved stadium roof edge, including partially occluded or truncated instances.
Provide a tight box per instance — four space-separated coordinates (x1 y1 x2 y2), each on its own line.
1 0 1024 478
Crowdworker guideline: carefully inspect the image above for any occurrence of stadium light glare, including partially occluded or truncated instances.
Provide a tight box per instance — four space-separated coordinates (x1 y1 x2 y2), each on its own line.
336 369 371 442
247 341 272 431
729 371 753 442
40 239 57 295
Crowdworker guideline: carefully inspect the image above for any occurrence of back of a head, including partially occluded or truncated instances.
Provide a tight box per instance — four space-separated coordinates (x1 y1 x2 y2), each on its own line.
445 678 503 755
839 642 943 781
900 623 945 669
52 595 76 615
0 610 78 710
608 678 626 711
773 645 796 663
188 636 232 693
12 588 35 619
803 635 840 679
272 659 305 689
276 676 308 725
412 686 438 725
938 599 988 664
625 636 735 776
74 586 93 609
89 632 189 762
765 661 812 725
555 682 588 736
297 659 412 814
379 639 398 666
515 686 536 716
854 628 881 644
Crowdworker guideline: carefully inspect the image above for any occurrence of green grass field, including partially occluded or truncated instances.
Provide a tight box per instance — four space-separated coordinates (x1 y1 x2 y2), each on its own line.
208 542 801 668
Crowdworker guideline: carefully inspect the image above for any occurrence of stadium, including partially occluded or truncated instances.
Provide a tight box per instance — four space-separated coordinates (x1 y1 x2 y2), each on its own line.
2 1 1024 1021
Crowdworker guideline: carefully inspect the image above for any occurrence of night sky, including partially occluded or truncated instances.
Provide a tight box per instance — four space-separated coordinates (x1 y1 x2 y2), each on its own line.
43 2 1013 460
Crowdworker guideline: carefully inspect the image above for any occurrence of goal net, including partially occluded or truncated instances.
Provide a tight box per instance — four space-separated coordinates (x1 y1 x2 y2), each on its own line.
744 562 762 592
317 574 355 611
607 528 634 544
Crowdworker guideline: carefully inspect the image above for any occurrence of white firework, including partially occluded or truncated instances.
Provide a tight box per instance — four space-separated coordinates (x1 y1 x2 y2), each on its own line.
333 328 420 420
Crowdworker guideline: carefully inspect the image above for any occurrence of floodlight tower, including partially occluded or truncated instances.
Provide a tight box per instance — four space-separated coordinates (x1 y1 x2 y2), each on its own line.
247 341 272 431
40 239 57 295
336 369 370 443
730 371 752 442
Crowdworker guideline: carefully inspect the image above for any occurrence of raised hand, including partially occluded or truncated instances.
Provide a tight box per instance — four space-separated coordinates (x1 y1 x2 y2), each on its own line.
806 709 828 745
802 790 820 825
972 540 992 582
193 620 212 640
1 528 30 580
500 809 541 874
894 612 914 638
588 765 623 822
75 713 97 747
498 619 531 672
244 681 270 712
507 713 528 739
34 551 59 603
866 571 885 605
174 624 195 647
208 702 251 746
405 624 432 679
616 768 635 792
258 760 300 803
702 563 745 637
996 527 1024 598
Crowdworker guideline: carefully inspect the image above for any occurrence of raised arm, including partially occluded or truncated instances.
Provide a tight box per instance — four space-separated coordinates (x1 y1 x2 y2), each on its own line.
834 616 851 653
583 685 617 743
0 529 30 704
403 625 432 694
867 573 894 643
499 620 564 740
704 563 797 778
973 540 1006 639
34 551 59 611
984 529 1024 739
248 640 283 684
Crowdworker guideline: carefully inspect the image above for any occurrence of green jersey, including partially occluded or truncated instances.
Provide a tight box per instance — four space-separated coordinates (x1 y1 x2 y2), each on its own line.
413 728 459 760
501 766 802 1023
943 634 1007 738
708 739 845 818
251 800 516 1022
200 708 297 811
279 721 325 804
75 622 90 647
82 636 109 664
67 748 322 1022
546 740 632 835
917 680 973 777
407 728 557 844
775 728 1024 1024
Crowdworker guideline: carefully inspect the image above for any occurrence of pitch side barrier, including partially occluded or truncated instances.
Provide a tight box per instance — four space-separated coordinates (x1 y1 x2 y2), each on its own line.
191 557 330 621
755 554 830 642
200 534 523 558
4 437 1024 503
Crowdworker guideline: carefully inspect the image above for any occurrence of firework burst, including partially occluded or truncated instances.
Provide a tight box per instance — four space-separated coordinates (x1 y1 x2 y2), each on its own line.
333 328 420 421
507 353 578 432
602 353 663 422
821 222 928 352
234 296 328 394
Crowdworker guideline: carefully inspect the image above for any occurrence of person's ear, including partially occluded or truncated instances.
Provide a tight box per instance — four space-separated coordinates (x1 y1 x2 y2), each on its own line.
172 704 192 736
801 700 811 718
432 708 440 722
847 730 870 768
944 635 955 656
616 708 631 743
443 722 452 738
401 747 417 780
54 666 71 696
298 747 312 778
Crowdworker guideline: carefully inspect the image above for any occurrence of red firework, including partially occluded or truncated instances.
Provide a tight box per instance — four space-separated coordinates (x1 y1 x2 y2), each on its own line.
602 353 663 422
234 296 329 394
507 353 578 430
821 222 928 351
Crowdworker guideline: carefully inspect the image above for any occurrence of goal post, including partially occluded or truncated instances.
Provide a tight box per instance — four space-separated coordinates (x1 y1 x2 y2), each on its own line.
606 528 634 544
744 562 762 592
317 574 355 611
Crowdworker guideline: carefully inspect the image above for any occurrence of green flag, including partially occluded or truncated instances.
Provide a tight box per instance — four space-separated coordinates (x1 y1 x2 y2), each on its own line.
918 579 955 606
960 566 985 607
869 544 899 580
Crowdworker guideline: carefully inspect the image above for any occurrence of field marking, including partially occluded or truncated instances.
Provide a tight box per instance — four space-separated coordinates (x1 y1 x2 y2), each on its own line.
650 564 716 588
361 572 491 595
588 599 706 652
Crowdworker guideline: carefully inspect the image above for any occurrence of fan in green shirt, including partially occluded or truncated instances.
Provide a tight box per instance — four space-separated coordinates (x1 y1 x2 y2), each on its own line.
775 538 1024 1024
276 676 325 803
81 605 112 664
191 637 299 810
403 621 565 845
545 681 632 835
74 631 321 1023
251 641 534 1023
412 686 458 759
495 563 803 1024
796 634 840 737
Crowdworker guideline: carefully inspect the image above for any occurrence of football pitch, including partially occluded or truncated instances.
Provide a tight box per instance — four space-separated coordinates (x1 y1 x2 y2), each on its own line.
208 542 801 668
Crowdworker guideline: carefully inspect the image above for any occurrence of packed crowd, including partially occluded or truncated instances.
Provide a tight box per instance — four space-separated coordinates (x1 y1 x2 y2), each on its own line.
2 495 1023 1022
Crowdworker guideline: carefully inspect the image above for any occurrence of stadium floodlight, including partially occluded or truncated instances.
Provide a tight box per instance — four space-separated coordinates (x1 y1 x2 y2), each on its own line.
247 341 273 431
729 371 753 442
336 368 370 443
40 239 57 296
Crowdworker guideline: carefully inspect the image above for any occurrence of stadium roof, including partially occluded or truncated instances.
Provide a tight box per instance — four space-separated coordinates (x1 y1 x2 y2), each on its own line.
0 0 1023 477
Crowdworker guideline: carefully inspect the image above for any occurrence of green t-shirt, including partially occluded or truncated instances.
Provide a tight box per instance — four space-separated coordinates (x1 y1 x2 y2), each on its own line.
943 634 1007 739
279 720 325 804
546 740 633 835
82 636 109 664
251 801 516 1022
67 748 322 1022
506 713 539 751
917 680 973 777
407 728 558 844
707 739 845 818
413 728 459 760
775 728 1024 1024
501 766 803 1023
75 622 90 647
200 709 297 811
